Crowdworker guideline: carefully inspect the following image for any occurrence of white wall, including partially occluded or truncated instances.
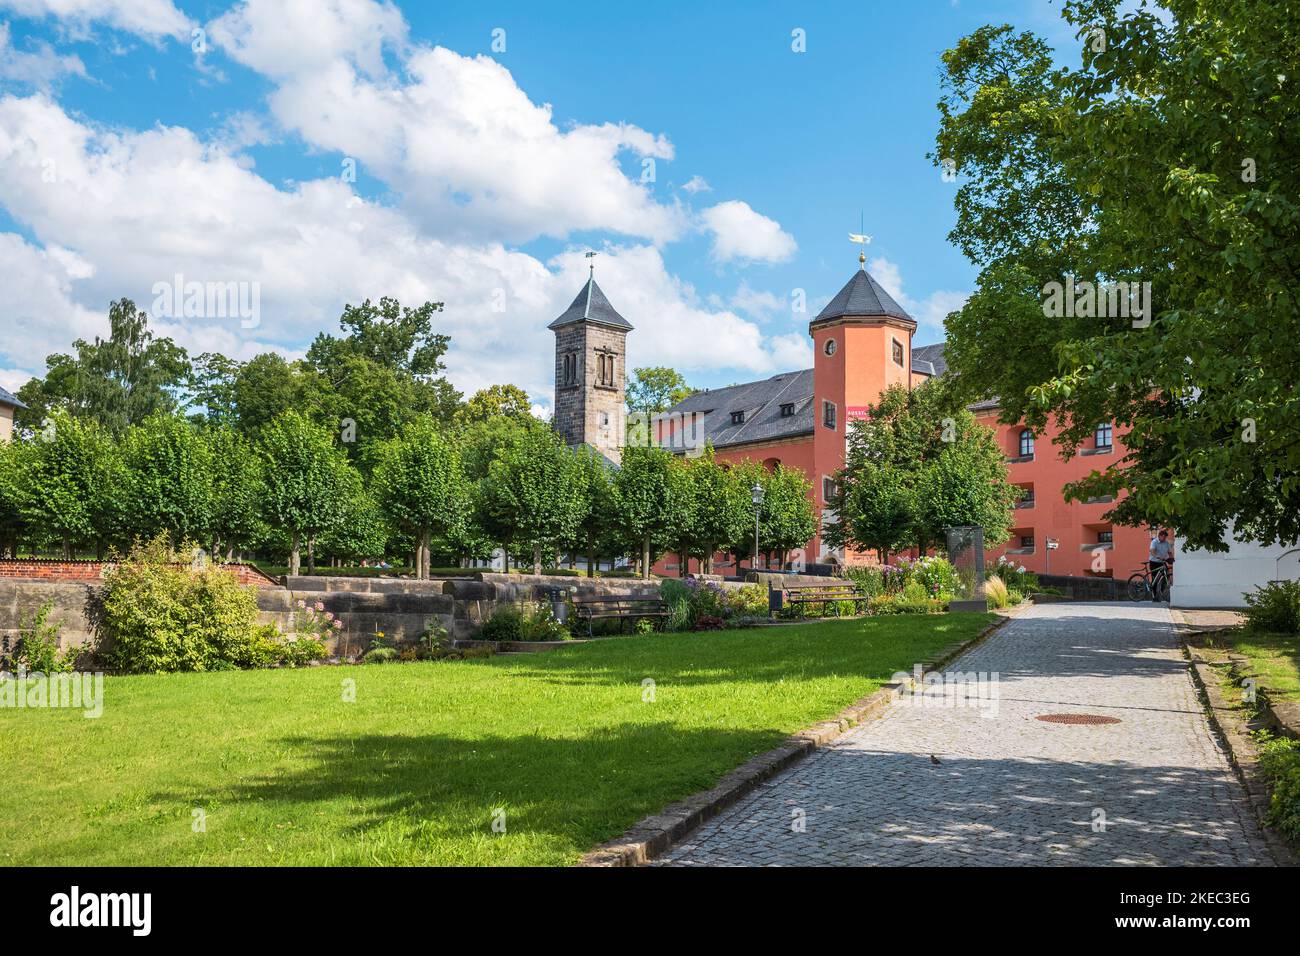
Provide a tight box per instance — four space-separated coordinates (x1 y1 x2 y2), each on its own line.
1172 528 1300 608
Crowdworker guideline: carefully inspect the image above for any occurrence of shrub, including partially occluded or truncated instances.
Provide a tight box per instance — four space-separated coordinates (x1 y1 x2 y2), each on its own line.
480 605 524 642
14 600 76 673
724 583 769 617
692 615 727 631
910 556 962 598
362 646 398 664
1242 581 1300 634
844 566 886 599
98 536 264 673
990 556 1041 594
1258 737 1300 841
522 604 570 641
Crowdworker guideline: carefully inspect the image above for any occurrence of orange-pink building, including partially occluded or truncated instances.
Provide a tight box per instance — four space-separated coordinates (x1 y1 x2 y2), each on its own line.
649 260 1147 580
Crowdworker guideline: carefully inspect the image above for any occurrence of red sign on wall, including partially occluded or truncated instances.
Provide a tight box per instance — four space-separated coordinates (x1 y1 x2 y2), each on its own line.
846 406 871 421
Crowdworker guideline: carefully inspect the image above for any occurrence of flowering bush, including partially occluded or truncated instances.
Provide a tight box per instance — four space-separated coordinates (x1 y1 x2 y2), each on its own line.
908 556 962 599
989 555 1041 595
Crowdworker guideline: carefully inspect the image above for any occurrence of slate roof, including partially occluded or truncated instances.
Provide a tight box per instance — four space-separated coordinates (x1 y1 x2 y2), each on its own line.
668 369 815 450
0 385 26 409
813 267 913 325
548 277 633 331
910 342 948 378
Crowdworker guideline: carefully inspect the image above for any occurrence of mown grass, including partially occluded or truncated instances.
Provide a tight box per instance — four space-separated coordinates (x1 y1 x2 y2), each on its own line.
1 613 992 866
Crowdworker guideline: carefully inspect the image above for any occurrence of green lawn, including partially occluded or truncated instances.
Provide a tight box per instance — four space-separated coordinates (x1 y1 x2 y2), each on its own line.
1 613 992 866
1198 628 1300 706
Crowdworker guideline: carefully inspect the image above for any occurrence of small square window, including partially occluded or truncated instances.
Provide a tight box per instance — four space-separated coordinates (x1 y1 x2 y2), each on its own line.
1020 535 1035 550
779 402 795 417
822 400 836 430
1097 530 1113 544
730 410 744 425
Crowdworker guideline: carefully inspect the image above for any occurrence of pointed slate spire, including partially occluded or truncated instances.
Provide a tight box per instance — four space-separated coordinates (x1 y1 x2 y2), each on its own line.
812 268 912 325
547 277 634 331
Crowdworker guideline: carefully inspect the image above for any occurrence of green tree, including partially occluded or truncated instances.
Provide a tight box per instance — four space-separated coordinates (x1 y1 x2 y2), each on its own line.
121 414 215 549
566 445 619 577
828 383 1016 560
232 353 307 435
207 426 264 559
0 440 27 557
934 2 1300 550
11 411 120 557
824 465 914 563
372 418 470 578
613 445 675 578
626 367 694 417
456 384 534 425
15 298 190 438
257 411 352 575
481 428 585 574
683 448 753 574
760 464 818 568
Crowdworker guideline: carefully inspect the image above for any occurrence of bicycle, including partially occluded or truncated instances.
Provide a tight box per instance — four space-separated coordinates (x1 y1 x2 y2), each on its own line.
1126 561 1173 602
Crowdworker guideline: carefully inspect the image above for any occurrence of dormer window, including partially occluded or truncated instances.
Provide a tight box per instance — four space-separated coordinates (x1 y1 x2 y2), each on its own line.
730 410 745 425
779 402 795 417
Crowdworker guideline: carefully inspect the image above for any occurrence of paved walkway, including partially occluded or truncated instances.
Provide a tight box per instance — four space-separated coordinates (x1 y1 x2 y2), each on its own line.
658 602 1274 866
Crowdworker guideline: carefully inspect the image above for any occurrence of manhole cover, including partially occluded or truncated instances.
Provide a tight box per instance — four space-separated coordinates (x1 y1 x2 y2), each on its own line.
1036 713 1121 725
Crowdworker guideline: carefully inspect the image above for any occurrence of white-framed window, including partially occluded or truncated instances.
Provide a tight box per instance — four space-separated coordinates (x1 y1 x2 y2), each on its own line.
1018 429 1035 458
1095 422 1113 450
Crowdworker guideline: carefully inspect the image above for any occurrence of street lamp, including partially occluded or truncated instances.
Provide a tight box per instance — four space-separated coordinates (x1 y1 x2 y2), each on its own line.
751 482 765 573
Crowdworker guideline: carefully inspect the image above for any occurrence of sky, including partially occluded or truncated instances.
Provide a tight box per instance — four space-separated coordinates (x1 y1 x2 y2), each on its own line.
0 0 1088 413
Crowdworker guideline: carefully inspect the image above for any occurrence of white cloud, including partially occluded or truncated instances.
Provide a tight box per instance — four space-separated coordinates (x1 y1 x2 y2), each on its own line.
681 174 711 194
0 94 797 405
727 281 788 321
700 200 797 264
868 255 968 338
207 0 684 245
0 21 85 89
0 0 194 41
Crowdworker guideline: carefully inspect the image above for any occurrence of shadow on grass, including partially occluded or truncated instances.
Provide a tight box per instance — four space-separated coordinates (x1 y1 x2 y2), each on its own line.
148 723 787 849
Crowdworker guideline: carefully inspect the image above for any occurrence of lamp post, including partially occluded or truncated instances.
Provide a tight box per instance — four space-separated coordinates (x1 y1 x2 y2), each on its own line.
751 481 765 573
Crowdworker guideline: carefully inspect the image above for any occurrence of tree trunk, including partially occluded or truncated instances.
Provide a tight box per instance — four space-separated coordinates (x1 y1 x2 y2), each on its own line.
532 544 542 576
586 538 597 578
417 528 430 579
641 534 651 580
290 531 301 576
307 536 316 574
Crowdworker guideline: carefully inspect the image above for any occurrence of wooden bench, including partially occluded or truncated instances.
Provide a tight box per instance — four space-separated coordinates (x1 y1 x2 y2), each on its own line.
782 582 869 617
572 594 669 636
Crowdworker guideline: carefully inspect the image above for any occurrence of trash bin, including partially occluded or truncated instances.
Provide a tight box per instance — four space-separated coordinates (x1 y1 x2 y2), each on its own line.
539 586 569 625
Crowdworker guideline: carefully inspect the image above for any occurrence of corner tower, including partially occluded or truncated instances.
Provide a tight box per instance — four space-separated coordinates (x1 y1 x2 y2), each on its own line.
808 254 917 562
549 271 632 464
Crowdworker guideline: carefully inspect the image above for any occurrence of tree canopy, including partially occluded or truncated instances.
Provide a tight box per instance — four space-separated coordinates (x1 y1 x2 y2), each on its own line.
935 0 1300 549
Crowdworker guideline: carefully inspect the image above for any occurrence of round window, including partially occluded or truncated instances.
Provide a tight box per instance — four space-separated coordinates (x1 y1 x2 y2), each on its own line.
823 339 837 356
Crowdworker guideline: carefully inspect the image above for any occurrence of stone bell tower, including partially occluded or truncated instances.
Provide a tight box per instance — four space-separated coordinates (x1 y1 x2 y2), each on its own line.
549 263 631 464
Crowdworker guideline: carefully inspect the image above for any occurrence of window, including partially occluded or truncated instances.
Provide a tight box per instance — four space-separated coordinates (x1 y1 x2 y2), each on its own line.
823 476 839 503
562 352 579 386
1020 534 1035 550
1095 422 1113 450
730 410 745 425
823 339 837 357
779 402 795 417
1018 429 1035 458
892 338 905 367
1097 530 1113 544
1015 485 1035 508
823 400 837 430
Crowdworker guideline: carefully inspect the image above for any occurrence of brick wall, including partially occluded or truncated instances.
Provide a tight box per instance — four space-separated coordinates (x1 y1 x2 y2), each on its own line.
0 560 278 587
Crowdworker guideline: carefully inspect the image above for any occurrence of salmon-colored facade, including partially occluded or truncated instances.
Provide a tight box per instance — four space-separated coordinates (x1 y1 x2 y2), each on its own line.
650 263 1148 580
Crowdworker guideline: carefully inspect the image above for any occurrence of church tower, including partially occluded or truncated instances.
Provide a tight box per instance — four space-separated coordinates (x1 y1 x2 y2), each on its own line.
549 269 632 464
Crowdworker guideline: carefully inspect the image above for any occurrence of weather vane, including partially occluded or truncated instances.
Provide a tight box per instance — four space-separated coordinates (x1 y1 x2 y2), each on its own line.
585 250 598 277
848 213 872 267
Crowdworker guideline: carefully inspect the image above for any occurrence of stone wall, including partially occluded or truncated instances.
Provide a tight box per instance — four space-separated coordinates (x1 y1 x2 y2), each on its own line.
0 571 666 660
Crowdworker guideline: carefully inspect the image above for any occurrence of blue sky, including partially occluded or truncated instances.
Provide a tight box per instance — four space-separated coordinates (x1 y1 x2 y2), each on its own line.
0 0 1085 408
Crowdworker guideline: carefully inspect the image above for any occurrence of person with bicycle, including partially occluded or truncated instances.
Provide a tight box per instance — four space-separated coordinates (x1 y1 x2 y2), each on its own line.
1148 529 1175 601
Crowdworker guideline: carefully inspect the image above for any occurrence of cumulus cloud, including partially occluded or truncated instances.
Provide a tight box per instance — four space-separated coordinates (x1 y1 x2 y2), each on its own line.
0 22 85 90
681 174 711 194
0 93 800 404
700 200 797 264
207 0 684 244
0 0 194 41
